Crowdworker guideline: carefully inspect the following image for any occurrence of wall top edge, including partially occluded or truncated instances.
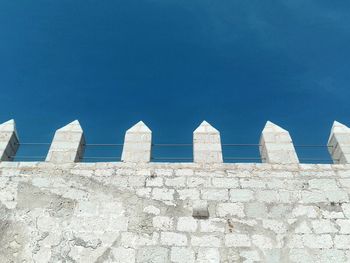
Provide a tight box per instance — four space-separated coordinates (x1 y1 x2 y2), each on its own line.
1 161 350 171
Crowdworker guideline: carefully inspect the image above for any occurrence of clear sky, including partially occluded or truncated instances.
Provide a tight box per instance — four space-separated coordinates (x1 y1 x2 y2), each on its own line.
1 1 350 162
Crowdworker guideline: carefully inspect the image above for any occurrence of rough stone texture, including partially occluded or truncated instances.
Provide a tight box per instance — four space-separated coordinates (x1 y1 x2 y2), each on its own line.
1 162 350 262
121 121 152 163
46 120 85 163
328 121 350 164
193 121 223 164
259 121 299 164
0 120 19 161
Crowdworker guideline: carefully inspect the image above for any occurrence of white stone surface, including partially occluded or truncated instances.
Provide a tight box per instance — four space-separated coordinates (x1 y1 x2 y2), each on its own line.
171 247 195 263
328 121 350 164
0 119 19 161
177 217 197 232
46 120 85 163
0 158 350 262
259 121 299 164
193 121 223 163
121 121 152 163
225 234 251 247
161 232 187 246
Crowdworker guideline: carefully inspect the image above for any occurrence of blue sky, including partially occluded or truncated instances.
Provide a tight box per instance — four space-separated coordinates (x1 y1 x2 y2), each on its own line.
1 0 350 162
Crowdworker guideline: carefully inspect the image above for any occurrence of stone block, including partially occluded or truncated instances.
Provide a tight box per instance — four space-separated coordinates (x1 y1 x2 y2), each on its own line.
153 216 174 231
177 217 197 232
46 120 85 163
193 121 223 164
191 235 221 247
225 234 251 247
328 121 350 164
161 232 187 246
259 121 299 164
171 247 195 263
192 200 209 219
216 203 245 218
0 120 19 161
121 121 152 163
229 189 254 202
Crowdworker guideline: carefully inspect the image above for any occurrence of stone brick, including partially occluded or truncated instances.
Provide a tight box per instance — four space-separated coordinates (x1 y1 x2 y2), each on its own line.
196 248 220 263
200 219 225 233
337 220 350 234
240 250 260 262
136 247 168 263
334 235 350 249
262 220 286 234
201 189 229 201
245 202 268 218
240 178 266 188
165 177 186 187
191 235 221 247
292 205 319 218
120 232 159 247
252 235 274 249
161 232 187 246
152 188 174 201
229 189 254 202
302 234 333 249
187 177 211 187
225 234 251 247
301 191 327 203
216 203 245 218
312 220 338 234
177 217 197 232
308 179 339 190
143 205 160 215
153 216 174 231
177 189 200 200
294 221 312 234
212 178 239 188
256 190 291 203
145 177 163 187
342 203 350 218
112 247 135 263
175 169 194 176
171 247 195 263
128 176 145 187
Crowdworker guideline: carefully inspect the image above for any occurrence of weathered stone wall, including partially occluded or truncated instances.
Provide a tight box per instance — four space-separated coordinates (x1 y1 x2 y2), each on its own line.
1 161 350 262
1 119 350 262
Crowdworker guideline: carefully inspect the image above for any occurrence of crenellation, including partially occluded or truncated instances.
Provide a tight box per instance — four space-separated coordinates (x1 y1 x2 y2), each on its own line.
1 119 350 262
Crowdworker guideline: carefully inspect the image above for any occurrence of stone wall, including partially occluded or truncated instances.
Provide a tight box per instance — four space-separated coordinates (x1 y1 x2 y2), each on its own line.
1 119 350 262
1 162 350 262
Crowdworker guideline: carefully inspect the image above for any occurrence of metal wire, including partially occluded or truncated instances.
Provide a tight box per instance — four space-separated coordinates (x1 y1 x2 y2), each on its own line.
81 156 121 159
10 142 334 163
152 144 192 147
10 156 46 159
224 157 262 160
15 142 330 148
294 145 329 148
299 158 334 162
15 143 50 145
152 157 193 160
85 144 124 146
223 144 260 146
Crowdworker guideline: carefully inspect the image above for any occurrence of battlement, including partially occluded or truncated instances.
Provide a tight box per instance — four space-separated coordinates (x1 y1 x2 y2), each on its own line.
2 119 350 262
1 119 349 164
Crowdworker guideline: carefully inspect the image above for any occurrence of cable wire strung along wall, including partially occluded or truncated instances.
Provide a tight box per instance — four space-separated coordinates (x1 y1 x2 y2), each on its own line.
0 119 347 164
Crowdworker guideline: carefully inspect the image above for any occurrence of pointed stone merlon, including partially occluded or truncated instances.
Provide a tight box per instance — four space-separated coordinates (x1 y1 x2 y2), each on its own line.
327 121 350 164
46 120 85 163
259 121 299 164
0 120 19 161
121 121 152 163
193 121 223 163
